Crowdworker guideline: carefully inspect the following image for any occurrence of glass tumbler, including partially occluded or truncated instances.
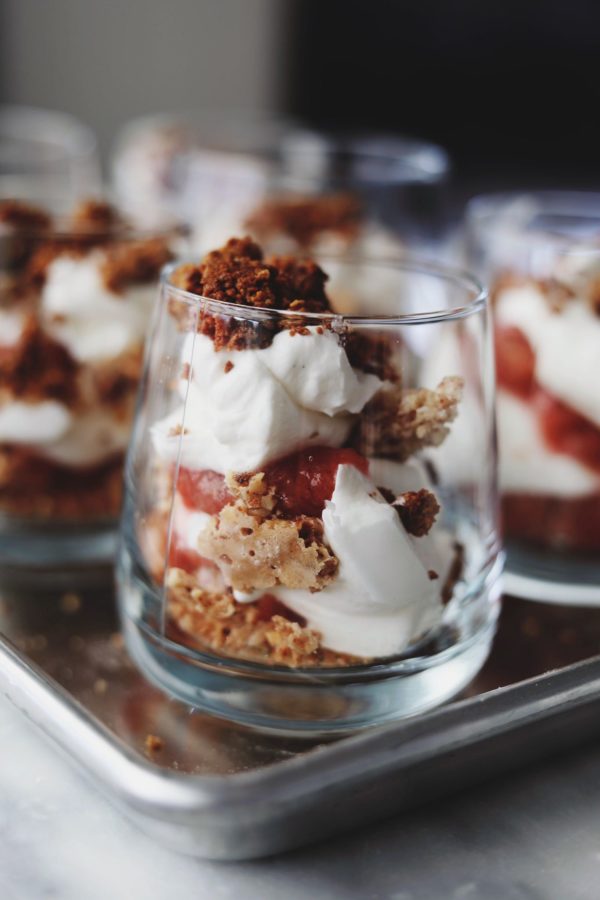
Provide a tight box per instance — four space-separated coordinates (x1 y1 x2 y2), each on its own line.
117 252 501 735
112 113 450 255
465 191 600 602
0 198 185 574
0 105 100 210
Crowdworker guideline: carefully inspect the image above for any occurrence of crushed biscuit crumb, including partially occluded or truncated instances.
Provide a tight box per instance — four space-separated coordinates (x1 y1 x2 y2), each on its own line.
166 567 362 667
245 193 363 249
354 376 464 461
393 489 440 537
145 734 164 754
60 592 82 614
93 678 108 695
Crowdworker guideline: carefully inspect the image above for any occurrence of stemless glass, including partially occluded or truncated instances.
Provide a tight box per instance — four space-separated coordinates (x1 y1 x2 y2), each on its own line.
117 255 501 735
0 200 185 574
112 113 450 254
0 105 100 210
465 191 600 603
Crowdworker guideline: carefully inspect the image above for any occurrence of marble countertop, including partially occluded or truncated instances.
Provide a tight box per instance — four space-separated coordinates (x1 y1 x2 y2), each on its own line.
2 693 600 900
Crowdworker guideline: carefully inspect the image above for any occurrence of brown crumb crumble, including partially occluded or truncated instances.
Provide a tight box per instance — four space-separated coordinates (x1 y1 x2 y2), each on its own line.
166 567 362 667
145 734 164 754
70 199 124 232
0 199 53 272
392 489 440 537
170 237 333 351
0 314 79 403
197 472 338 593
0 199 52 232
101 238 174 294
354 376 464 461
59 592 82 614
245 193 363 249
0 447 124 519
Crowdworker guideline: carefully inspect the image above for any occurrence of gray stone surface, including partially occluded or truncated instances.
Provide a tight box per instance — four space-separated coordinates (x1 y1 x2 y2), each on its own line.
1 692 597 900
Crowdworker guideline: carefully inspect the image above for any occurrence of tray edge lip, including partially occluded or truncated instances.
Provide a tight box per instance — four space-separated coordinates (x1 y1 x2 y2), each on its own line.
3 628 600 815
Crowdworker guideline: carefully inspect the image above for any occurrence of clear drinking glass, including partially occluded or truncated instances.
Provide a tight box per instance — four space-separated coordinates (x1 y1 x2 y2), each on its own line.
117 250 501 735
0 198 185 574
0 105 100 211
465 191 600 602
112 113 450 254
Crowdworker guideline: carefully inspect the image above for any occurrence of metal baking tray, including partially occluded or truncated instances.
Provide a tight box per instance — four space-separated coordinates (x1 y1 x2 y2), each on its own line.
2 573 600 861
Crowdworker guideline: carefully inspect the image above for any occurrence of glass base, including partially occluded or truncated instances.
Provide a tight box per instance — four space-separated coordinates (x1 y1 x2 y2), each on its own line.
118 559 501 737
0 516 117 591
504 540 600 607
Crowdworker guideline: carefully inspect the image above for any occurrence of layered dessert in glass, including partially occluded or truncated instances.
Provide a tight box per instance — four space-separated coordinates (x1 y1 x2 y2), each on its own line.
467 193 600 557
118 236 500 730
112 115 450 255
0 198 182 558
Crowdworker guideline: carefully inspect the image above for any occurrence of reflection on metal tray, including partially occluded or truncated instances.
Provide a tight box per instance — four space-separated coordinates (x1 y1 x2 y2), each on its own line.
2 574 600 860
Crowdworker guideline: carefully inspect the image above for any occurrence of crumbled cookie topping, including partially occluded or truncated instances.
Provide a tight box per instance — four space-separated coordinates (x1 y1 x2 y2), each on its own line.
0 445 124 519
339 329 399 382
190 470 338 593
0 314 78 403
101 238 174 294
197 503 338 594
0 199 52 232
392 488 440 537
70 199 124 232
170 237 334 350
354 376 464 461
0 200 53 272
246 193 363 249
166 567 359 667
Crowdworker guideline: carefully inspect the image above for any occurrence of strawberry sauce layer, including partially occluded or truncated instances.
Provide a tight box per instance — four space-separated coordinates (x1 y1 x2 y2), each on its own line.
177 468 233 514
495 326 535 398
176 446 369 518
496 325 600 473
535 392 600 475
264 446 369 517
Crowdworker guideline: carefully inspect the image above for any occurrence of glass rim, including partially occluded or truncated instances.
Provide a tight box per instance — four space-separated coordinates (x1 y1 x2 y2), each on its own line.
113 112 450 188
281 128 451 183
0 104 98 163
162 254 487 326
466 189 600 224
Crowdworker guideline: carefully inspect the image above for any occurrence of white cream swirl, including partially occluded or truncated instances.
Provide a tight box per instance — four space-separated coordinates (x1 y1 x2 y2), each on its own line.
152 328 382 474
496 283 600 429
41 253 155 363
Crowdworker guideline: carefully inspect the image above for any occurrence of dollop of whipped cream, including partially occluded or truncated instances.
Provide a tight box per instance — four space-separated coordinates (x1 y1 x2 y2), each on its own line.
41 253 155 363
275 464 443 658
496 283 600 428
152 327 382 474
0 399 131 466
0 400 72 444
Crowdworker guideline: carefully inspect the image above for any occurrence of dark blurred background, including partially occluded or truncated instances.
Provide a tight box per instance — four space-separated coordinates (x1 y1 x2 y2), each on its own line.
1 0 599 197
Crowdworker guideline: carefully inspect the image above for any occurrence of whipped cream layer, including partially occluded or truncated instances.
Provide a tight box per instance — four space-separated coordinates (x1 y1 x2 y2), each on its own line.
498 391 600 496
41 253 156 363
174 460 448 659
496 283 600 429
152 328 382 474
277 465 442 657
0 399 131 467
